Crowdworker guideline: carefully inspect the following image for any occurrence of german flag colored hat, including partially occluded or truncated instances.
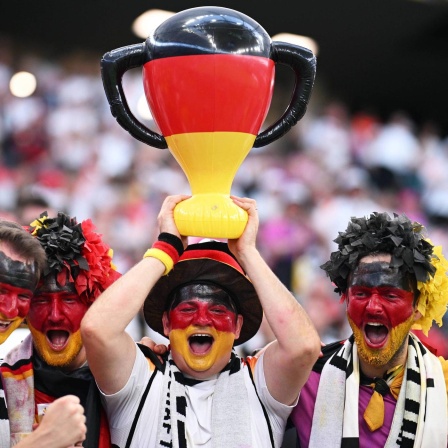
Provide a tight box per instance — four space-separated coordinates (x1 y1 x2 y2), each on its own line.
143 241 262 345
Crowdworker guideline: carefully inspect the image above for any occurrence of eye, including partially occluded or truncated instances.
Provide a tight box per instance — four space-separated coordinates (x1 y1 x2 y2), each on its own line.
384 290 400 300
352 289 367 298
18 294 31 301
176 304 196 313
210 306 228 314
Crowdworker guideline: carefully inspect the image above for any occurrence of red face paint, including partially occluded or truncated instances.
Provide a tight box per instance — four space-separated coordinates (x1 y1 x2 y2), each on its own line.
28 279 88 335
168 298 238 333
27 276 89 366
0 282 32 320
0 250 38 343
347 286 415 329
346 259 417 367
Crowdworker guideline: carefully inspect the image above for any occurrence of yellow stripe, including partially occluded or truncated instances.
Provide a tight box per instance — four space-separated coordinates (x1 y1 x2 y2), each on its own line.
2 369 34 380
166 132 255 194
143 248 174 275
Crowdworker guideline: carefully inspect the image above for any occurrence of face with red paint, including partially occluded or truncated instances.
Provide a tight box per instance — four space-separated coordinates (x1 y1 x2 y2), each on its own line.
346 254 421 371
27 273 89 369
162 284 243 379
0 246 38 344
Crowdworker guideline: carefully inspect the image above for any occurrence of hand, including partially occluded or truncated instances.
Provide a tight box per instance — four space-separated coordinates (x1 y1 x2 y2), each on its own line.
228 196 259 256
31 395 86 448
139 336 169 364
319 340 326 358
157 195 190 248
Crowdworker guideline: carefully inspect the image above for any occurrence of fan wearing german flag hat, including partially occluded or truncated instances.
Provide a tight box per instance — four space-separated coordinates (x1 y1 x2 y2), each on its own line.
82 194 320 448
1 212 121 448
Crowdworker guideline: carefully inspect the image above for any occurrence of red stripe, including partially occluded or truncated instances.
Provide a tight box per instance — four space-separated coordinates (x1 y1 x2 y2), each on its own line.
179 249 244 275
152 241 180 264
1 361 33 376
143 54 274 136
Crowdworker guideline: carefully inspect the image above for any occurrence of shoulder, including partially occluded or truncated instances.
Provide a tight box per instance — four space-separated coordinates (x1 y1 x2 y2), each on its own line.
136 343 166 373
313 340 346 373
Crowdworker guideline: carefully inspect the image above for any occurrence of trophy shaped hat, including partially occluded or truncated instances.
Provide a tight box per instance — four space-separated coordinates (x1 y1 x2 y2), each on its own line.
101 6 316 238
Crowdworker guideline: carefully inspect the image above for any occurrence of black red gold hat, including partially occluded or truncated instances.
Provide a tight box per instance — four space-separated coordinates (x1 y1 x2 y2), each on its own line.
29 212 121 305
144 241 262 345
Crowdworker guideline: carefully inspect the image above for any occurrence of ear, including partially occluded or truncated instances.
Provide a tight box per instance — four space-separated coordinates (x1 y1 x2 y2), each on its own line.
234 314 244 339
413 309 422 322
162 312 171 338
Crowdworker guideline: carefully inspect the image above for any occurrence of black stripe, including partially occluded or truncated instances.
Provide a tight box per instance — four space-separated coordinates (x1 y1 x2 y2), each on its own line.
427 378 434 388
0 394 7 420
401 417 418 434
247 362 275 448
399 434 415 448
406 369 420 384
404 397 420 414
330 354 349 371
341 437 359 448
124 359 160 448
177 421 187 448
0 357 33 370
176 396 187 417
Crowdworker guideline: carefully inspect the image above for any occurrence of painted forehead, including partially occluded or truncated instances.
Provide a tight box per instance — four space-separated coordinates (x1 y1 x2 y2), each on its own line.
0 250 39 291
349 261 415 292
36 274 78 295
169 283 237 312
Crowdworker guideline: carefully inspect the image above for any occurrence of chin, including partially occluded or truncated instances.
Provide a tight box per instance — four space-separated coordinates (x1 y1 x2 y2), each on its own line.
349 316 414 368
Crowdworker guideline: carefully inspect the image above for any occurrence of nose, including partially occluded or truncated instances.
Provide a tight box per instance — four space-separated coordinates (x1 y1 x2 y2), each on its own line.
365 293 382 314
194 307 212 326
0 294 18 319
48 299 64 323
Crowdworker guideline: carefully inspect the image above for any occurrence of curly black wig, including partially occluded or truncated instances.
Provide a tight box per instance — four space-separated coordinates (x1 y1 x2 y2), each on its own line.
320 212 435 294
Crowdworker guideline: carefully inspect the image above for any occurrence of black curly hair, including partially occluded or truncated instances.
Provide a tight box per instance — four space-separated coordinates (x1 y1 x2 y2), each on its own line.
320 212 435 294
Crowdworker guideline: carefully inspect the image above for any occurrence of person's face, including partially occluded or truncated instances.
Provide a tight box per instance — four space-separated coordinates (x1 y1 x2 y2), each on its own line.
0 246 38 344
162 288 243 379
345 254 420 367
27 274 89 369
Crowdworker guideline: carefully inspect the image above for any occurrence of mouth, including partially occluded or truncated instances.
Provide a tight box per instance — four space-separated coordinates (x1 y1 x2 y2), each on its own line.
188 333 214 355
0 320 13 332
364 322 389 348
46 330 70 351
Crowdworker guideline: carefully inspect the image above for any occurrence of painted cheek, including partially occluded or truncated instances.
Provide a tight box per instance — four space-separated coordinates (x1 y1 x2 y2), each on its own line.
28 306 49 332
210 313 237 332
346 299 365 328
17 301 30 319
169 310 194 331
66 305 88 331
383 293 414 327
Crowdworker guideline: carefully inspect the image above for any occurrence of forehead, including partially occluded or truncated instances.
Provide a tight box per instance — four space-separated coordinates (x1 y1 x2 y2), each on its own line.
349 259 413 292
359 253 391 264
36 275 78 295
169 283 236 311
0 249 39 291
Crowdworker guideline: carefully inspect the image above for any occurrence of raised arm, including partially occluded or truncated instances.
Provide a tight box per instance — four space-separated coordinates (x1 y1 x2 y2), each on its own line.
229 196 320 405
81 195 189 394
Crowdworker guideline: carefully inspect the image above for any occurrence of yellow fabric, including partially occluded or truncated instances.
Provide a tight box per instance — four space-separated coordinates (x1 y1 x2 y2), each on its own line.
143 248 174 275
363 367 404 432
364 390 385 431
413 243 448 335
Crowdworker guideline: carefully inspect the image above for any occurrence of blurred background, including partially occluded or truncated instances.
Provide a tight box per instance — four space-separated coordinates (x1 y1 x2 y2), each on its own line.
1 0 448 398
